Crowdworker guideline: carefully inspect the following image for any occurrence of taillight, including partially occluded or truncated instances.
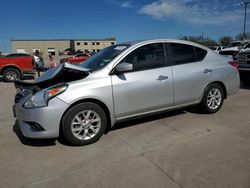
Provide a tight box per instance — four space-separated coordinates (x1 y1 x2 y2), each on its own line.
228 61 239 69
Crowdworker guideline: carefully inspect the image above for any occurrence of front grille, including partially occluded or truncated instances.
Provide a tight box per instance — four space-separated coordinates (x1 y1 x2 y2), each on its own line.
238 54 247 59
237 53 250 64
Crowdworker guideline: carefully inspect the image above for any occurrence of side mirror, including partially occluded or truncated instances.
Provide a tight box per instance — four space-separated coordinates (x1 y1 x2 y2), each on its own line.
113 62 133 74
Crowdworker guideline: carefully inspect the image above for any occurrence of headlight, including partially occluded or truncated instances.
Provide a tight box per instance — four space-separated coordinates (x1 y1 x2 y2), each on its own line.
23 84 68 109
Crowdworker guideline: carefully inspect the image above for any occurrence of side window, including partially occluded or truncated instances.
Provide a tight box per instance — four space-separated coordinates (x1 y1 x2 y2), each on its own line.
170 43 196 65
245 43 250 49
195 47 207 61
122 43 165 71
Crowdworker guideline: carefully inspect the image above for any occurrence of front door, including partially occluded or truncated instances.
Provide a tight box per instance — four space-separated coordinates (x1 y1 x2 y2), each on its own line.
111 43 174 119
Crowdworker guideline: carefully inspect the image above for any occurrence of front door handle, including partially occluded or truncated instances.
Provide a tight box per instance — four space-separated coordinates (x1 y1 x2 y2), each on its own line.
203 69 212 74
157 75 168 81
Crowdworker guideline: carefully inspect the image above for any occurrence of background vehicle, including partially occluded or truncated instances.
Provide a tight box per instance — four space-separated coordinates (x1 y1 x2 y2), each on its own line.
60 54 90 64
220 40 250 59
209 46 224 53
0 53 35 82
13 39 239 146
240 42 250 53
237 51 250 84
5 53 32 57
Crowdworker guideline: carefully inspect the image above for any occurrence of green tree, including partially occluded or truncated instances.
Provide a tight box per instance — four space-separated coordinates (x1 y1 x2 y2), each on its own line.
201 38 218 47
219 36 233 46
235 32 250 40
179 36 218 47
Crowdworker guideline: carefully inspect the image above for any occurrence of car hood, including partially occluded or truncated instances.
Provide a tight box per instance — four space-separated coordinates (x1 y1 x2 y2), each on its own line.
14 62 90 91
221 46 239 52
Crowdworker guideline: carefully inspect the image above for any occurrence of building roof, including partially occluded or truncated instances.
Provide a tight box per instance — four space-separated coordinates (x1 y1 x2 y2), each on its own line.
11 37 116 41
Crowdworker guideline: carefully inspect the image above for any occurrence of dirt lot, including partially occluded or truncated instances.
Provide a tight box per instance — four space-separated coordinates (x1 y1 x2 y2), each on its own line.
0 82 250 188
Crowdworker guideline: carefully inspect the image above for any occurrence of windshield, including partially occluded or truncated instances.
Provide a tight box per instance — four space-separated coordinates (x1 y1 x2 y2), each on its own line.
79 44 130 71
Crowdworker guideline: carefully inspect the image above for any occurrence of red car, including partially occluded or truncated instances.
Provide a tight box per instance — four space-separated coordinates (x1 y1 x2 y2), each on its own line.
60 54 90 64
0 53 35 82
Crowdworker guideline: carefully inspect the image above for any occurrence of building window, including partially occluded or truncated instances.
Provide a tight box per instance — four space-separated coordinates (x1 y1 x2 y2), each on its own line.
48 48 56 55
77 42 80 45
96 42 100 45
16 49 26 53
92 42 95 45
84 42 88 45
97 49 100 52
93 49 96 52
32 48 40 53
111 42 114 45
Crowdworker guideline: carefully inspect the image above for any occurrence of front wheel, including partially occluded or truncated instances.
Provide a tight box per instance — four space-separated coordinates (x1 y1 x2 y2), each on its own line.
198 83 224 114
62 102 107 146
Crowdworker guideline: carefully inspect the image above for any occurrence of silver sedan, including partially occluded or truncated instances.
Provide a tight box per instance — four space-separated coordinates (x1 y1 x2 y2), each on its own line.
13 39 240 145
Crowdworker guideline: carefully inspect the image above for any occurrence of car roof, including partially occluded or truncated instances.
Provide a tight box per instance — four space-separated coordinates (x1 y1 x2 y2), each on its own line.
119 39 208 50
5 53 31 56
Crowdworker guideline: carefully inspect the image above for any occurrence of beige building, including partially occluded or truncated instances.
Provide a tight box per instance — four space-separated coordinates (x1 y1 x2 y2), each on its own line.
11 38 116 56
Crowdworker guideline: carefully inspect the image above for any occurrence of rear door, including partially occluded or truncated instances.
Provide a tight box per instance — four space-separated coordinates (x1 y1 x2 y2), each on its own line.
167 43 209 105
111 43 174 119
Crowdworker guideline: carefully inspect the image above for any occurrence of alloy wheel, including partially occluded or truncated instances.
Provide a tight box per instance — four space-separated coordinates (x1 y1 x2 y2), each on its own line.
71 110 101 140
206 88 222 110
6 71 17 81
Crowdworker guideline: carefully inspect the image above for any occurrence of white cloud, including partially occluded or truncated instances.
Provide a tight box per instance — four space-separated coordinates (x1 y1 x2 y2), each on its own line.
139 0 243 25
121 1 132 8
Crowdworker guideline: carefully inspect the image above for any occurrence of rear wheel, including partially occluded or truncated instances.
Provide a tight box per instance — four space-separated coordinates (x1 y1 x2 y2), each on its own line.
198 83 224 114
62 102 107 146
3 68 21 82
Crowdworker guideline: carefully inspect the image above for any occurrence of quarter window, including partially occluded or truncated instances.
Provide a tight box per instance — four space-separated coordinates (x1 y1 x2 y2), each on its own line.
195 47 207 61
122 43 165 71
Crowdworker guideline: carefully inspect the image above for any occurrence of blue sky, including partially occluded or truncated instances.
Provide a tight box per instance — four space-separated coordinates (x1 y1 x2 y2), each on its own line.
0 0 249 52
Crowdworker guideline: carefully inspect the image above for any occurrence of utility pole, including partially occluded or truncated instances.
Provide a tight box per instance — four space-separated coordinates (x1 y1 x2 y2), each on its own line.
240 1 250 40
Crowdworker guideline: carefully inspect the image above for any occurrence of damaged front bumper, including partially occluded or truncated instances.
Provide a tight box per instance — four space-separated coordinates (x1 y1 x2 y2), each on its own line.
13 95 69 139
13 63 89 139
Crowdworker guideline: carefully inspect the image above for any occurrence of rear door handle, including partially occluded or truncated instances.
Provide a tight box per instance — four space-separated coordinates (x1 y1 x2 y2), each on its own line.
157 75 168 81
203 69 212 74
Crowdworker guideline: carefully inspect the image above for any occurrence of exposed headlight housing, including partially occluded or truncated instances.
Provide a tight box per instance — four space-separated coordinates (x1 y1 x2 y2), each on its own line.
23 84 68 109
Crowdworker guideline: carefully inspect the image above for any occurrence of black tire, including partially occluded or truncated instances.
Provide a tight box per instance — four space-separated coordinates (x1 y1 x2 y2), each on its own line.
62 102 107 146
198 83 224 114
3 68 21 82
